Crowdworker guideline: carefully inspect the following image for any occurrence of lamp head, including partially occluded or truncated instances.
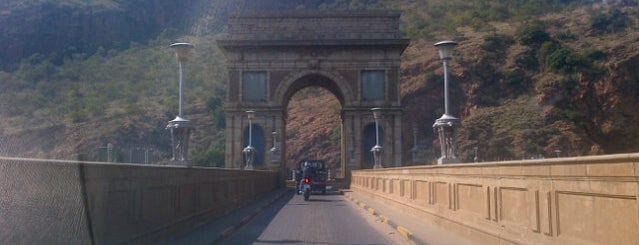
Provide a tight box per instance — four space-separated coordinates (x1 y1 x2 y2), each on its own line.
170 42 194 62
246 110 255 120
434 41 457 60
371 107 383 119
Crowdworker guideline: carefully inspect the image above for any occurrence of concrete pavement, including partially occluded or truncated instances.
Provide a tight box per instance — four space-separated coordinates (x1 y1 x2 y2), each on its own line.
222 188 404 244
166 186 475 245
165 188 292 245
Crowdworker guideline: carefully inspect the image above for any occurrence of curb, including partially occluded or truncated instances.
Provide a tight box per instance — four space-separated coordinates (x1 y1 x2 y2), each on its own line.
213 188 292 244
345 193 425 245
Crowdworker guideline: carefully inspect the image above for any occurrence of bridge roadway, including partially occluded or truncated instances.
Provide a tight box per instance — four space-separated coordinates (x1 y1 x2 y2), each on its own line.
168 187 416 245
165 189 475 245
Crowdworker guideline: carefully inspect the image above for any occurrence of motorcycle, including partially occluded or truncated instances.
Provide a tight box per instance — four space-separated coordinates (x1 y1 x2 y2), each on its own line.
302 177 311 201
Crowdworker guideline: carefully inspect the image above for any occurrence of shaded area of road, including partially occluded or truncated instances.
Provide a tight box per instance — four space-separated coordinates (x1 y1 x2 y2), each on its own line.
220 189 402 245
166 188 292 245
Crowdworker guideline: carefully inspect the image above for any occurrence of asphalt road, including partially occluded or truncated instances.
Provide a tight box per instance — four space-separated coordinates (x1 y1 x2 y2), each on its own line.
220 189 411 245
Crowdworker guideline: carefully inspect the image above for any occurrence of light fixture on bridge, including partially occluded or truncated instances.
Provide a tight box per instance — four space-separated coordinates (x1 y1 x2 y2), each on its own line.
412 126 420 164
243 110 256 170
433 40 461 164
371 108 383 169
167 42 194 166
270 131 280 163
474 146 479 162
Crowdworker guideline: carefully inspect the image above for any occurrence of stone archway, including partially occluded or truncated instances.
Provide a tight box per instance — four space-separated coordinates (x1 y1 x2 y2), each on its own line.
276 70 353 108
217 10 409 179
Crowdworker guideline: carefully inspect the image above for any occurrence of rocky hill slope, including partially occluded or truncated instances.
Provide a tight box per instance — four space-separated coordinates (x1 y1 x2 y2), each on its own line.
1 0 638 168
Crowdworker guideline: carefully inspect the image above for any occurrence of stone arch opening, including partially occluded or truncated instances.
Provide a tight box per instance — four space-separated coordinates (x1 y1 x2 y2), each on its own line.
283 74 344 171
281 73 346 114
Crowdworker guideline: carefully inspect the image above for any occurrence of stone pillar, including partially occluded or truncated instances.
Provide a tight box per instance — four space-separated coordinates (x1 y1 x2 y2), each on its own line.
392 109 403 167
224 112 238 168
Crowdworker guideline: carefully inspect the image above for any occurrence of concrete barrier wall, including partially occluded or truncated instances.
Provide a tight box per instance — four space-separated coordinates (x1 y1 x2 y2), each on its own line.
0 158 91 244
0 157 280 244
350 153 639 245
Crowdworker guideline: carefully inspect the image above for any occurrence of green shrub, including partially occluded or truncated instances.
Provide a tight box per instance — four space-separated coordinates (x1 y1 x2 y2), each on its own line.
547 46 585 73
487 4 511 21
590 9 632 34
206 97 226 129
401 17 430 38
456 10 491 30
192 147 225 167
481 34 514 53
516 22 551 46
503 69 530 92
585 49 608 61
515 52 539 71
555 30 577 41
538 41 588 74
331 124 341 143
557 75 578 94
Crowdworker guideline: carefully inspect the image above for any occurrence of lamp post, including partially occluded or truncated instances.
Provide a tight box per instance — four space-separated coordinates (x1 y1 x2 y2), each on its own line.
348 127 355 162
412 126 419 164
554 149 562 158
474 146 479 162
243 110 256 170
371 108 383 169
167 42 194 165
270 131 280 163
433 40 461 164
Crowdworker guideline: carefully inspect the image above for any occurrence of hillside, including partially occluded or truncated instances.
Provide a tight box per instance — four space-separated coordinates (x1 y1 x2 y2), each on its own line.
1 0 638 168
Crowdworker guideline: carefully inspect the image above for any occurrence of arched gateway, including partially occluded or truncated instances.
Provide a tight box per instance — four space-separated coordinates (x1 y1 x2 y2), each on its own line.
217 11 409 178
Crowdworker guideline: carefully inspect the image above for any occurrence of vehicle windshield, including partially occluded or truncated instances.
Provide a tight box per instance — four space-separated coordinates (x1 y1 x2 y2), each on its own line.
299 160 325 169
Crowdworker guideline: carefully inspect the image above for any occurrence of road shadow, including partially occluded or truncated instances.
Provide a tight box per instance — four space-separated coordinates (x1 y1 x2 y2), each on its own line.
218 189 296 244
305 198 342 203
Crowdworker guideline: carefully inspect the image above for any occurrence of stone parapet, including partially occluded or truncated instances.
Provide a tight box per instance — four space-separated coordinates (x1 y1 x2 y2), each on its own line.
350 153 639 245
0 157 279 244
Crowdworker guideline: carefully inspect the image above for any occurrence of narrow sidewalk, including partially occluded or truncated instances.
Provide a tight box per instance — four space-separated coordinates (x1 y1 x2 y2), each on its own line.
344 190 476 245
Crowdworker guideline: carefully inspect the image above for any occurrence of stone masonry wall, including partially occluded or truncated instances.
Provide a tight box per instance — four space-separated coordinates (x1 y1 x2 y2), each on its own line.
351 153 639 245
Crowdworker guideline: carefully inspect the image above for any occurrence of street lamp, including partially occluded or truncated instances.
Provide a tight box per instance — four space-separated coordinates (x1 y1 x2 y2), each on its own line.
348 127 355 162
554 149 562 158
347 116 356 163
270 131 280 163
169 43 194 118
412 126 419 164
243 110 256 170
371 108 383 169
473 146 479 162
167 42 194 165
433 40 461 164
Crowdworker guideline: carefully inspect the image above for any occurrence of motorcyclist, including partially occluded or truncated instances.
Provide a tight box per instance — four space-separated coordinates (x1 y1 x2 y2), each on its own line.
298 161 314 194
